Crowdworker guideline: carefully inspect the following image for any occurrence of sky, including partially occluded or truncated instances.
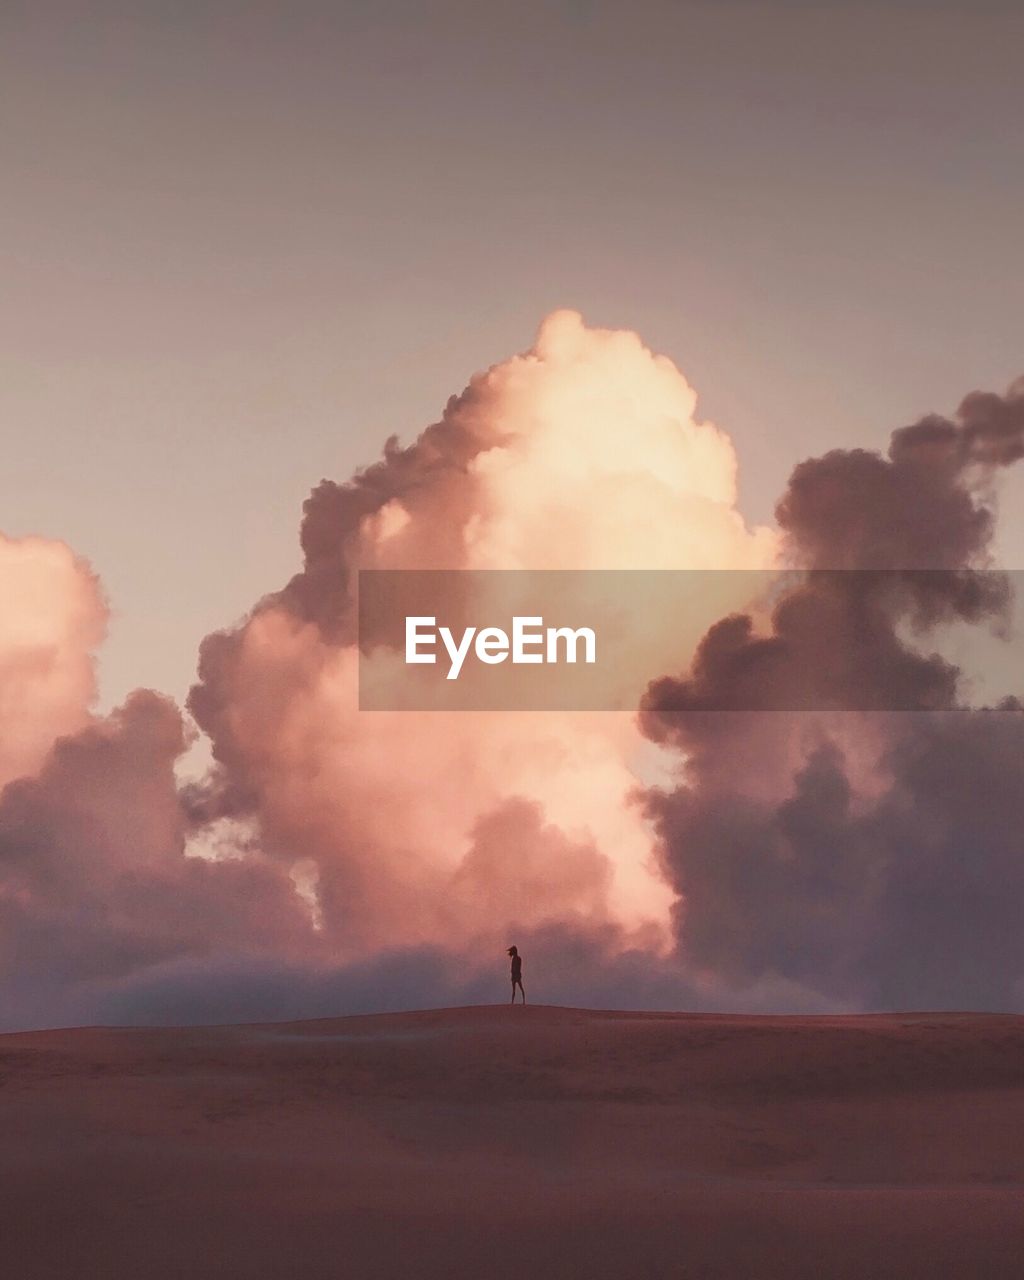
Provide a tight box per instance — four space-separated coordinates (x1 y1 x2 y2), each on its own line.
2 1 1024 1029
3 0 1023 712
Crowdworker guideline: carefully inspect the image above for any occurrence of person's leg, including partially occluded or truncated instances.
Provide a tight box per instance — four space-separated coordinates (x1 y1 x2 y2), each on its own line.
510 983 515 1005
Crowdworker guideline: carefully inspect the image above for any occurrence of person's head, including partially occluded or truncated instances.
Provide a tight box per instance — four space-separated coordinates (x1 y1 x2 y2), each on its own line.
507 945 517 957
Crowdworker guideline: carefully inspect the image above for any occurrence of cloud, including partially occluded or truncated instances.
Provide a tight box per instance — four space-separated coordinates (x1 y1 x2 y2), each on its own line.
777 377 1024 572
0 533 106 789
641 378 1024 1010
31 920 837 1032
2 321 1022 1026
184 311 773 959
0 689 319 1028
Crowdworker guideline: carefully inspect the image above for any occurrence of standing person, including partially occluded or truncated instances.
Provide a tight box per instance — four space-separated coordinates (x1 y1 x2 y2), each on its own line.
507 945 525 1004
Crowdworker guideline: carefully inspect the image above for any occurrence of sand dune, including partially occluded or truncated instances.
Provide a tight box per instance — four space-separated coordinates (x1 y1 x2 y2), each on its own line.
2 1005 1022 1278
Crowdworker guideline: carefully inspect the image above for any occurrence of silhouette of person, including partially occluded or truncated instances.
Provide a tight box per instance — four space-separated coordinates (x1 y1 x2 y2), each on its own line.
507 945 525 1004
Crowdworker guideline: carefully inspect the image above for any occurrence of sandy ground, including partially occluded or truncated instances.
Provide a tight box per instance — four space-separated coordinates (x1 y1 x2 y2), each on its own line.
1 1005 1022 1278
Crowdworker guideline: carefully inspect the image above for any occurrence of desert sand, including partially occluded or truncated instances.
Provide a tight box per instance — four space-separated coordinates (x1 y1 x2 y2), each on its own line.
1 1005 1022 1278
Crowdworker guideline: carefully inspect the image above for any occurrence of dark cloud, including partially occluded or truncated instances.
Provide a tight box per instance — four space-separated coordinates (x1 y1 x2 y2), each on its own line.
641 378 1024 1010
863 708 1024 1008
643 378 1024 720
0 691 318 1028
777 378 1024 572
643 708 1024 1010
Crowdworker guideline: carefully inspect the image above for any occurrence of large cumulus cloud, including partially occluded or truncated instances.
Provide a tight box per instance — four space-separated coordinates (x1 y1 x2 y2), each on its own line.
183 311 774 959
